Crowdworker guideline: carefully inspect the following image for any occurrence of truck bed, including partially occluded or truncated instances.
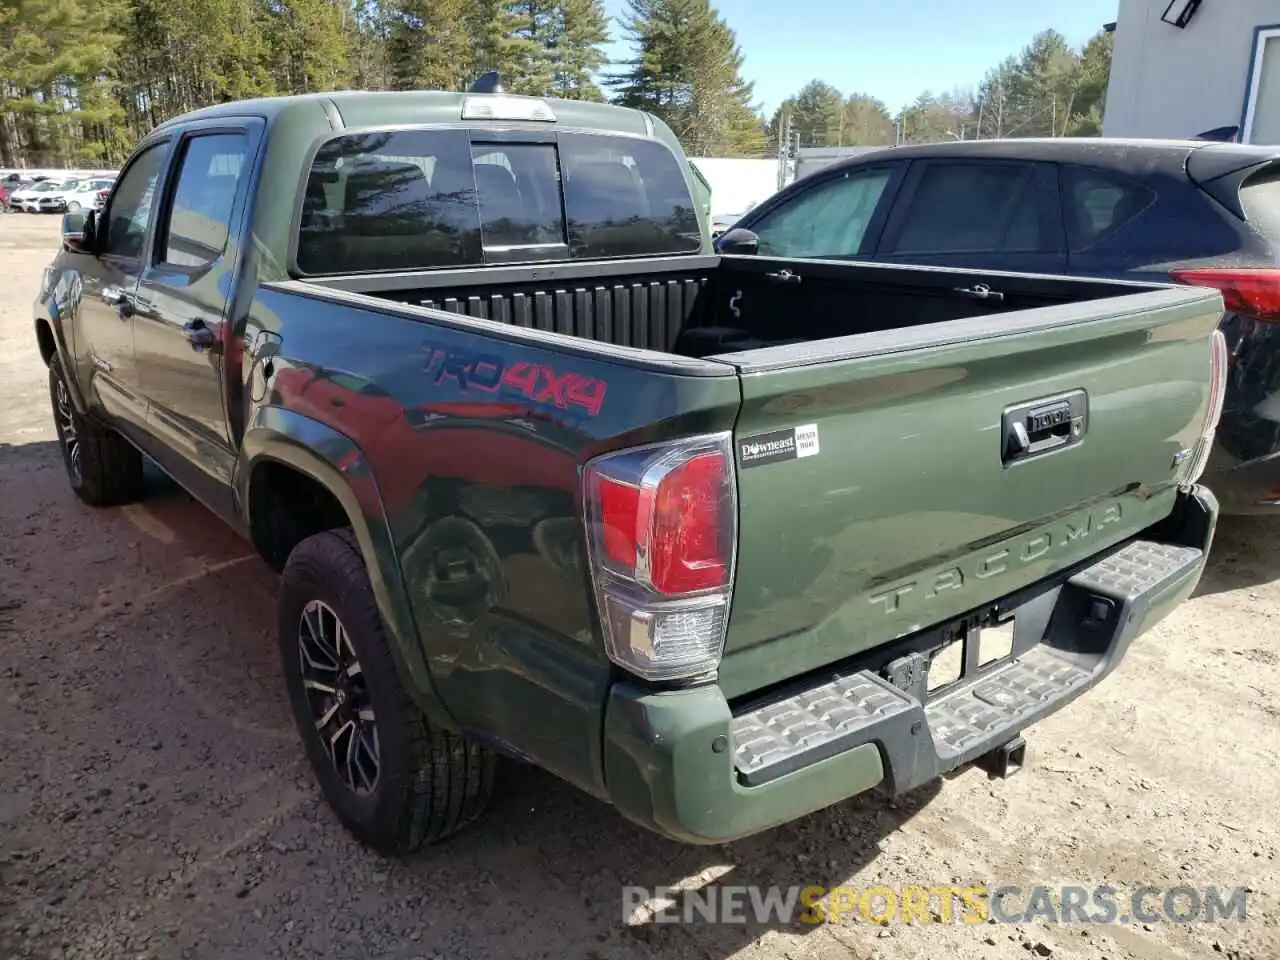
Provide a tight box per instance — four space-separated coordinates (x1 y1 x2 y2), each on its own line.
294 253 1155 359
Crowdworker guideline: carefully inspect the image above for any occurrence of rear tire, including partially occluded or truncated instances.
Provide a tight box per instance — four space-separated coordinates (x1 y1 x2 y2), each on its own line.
48 356 144 507
279 529 496 856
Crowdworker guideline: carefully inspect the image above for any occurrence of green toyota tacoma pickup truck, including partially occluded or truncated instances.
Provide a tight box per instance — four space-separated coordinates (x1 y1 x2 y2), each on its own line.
34 86 1228 856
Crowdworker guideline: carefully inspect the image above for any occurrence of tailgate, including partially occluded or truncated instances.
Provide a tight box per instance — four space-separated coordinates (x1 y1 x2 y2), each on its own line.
716 286 1224 699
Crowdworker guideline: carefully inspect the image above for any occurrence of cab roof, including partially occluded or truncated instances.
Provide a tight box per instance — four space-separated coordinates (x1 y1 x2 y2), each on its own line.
153 89 656 138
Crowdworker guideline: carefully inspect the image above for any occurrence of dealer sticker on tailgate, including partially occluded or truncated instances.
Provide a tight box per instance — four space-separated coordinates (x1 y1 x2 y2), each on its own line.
738 423 820 468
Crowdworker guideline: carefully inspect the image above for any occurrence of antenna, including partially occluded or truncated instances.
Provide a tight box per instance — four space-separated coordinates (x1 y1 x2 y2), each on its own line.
469 71 505 95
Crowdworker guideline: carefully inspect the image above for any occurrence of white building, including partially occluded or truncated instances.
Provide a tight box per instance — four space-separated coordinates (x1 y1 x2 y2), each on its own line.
1103 0 1280 143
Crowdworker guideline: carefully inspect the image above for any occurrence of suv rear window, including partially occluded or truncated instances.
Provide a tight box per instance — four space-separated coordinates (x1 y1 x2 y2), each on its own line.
1239 166 1280 241
1060 165 1155 250
295 130 701 275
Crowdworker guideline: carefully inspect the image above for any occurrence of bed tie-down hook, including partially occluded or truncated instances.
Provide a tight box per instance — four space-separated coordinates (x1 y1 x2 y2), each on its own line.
763 268 802 284
953 282 1005 303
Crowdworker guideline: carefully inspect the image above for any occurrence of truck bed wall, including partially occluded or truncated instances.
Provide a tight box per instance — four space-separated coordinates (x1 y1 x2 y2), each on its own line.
356 260 714 355
310 256 1161 357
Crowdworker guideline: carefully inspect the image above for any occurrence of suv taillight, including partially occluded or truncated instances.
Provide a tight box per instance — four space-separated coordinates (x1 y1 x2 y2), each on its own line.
582 433 737 681
1170 267 1280 321
1180 328 1229 486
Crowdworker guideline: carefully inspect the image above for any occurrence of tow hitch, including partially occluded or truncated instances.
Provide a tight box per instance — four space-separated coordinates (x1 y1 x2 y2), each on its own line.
976 735 1027 780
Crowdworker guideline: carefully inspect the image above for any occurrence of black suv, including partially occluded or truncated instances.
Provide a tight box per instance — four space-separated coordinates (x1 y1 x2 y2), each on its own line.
718 138 1280 514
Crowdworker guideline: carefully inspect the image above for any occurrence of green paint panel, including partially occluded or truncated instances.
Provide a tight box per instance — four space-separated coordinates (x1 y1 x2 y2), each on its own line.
721 295 1222 699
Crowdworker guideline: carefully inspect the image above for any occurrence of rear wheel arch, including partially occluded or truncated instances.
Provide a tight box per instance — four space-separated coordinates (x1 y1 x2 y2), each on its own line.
35 318 57 366
246 456 351 573
238 422 451 726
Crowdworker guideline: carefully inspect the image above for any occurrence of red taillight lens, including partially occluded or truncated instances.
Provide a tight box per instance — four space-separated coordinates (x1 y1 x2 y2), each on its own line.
1171 267 1280 321
583 434 737 681
590 448 729 595
597 475 640 568
649 452 727 594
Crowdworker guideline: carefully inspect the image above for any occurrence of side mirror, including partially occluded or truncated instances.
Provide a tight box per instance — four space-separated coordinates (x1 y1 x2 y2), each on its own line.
61 210 96 254
716 227 759 256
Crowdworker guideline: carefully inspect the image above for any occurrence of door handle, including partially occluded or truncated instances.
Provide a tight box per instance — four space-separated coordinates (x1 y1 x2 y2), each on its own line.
183 318 216 350
102 284 134 318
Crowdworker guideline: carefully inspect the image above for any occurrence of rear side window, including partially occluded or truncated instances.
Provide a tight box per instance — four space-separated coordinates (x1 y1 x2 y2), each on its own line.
295 130 700 276
159 133 248 268
1239 167 1280 241
1060 166 1155 250
887 161 1042 254
559 133 701 258
297 131 482 274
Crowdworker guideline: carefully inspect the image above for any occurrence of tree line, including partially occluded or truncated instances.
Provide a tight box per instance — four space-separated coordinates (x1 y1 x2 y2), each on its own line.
772 29 1114 151
0 0 1111 170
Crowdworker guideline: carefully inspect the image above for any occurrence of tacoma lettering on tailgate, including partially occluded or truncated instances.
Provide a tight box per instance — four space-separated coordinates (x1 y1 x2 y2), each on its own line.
868 502 1124 615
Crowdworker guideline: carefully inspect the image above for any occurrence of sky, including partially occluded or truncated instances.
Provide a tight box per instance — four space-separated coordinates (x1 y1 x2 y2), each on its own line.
600 0 1121 116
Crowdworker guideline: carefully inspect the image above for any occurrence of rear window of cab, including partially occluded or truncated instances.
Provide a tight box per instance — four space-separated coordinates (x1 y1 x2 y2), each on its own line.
294 130 702 275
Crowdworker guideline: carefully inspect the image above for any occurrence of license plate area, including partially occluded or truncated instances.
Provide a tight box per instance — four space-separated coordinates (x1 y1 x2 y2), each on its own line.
926 613 1017 695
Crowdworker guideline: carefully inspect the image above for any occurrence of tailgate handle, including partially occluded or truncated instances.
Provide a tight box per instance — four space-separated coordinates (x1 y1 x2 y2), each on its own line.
1002 391 1088 465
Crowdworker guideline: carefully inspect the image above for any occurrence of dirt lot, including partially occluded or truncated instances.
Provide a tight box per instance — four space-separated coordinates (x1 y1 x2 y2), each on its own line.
1 213 1278 960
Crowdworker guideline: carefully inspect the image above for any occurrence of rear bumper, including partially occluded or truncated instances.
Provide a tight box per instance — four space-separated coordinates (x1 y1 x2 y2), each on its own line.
601 485 1217 845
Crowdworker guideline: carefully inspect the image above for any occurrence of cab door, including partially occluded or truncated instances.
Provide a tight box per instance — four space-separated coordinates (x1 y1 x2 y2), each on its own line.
133 120 261 522
72 139 172 439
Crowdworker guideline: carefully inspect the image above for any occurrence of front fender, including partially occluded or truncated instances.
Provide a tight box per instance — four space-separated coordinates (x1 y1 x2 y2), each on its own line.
35 265 89 414
238 405 453 727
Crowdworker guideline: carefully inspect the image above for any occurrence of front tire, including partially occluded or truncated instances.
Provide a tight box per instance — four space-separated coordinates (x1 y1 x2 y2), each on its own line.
48 356 144 506
67 201 82 213
279 529 496 856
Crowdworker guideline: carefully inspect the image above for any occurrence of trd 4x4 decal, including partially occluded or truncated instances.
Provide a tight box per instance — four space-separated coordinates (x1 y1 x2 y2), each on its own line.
421 341 608 417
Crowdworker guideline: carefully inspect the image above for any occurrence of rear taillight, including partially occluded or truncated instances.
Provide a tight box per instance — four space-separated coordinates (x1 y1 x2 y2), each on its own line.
582 433 737 681
1181 328 1229 486
1170 267 1280 321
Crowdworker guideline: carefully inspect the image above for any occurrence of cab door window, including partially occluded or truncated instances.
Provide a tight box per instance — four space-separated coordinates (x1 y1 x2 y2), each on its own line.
101 144 168 260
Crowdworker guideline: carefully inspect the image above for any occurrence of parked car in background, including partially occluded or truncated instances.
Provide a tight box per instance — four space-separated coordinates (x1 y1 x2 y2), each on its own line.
9 179 61 212
8 180 49 212
710 211 743 238
716 137 1280 514
37 177 115 214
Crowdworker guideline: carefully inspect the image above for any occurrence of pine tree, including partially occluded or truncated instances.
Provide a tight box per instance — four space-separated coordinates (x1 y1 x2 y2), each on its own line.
1066 29 1114 136
346 0 394 90
465 0 510 81
774 80 842 148
842 93 893 146
0 0 127 165
386 0 470 91
501 1 555 96
549 0 609 100
264 0 351 94
608 0 762 156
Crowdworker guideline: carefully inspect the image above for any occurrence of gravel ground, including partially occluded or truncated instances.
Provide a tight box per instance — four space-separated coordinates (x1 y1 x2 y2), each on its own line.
1 214 1278 960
